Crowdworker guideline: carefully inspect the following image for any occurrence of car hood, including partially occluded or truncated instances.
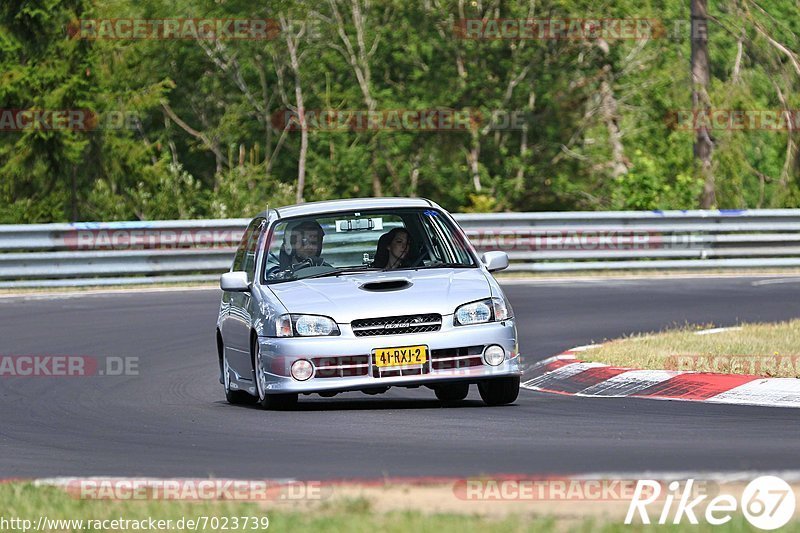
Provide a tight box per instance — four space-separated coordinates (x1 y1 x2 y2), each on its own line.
266 268 491 323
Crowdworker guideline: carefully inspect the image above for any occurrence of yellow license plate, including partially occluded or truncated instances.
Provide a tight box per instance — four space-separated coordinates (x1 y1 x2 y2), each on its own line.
373 345 428 367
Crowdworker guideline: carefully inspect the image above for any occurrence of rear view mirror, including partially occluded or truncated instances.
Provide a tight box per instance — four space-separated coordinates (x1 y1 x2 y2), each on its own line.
335 217 384 232
220 271 250 292
481 251 509 272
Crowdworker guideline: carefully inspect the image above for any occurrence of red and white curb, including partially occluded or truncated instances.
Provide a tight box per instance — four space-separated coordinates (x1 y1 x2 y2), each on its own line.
12 470 800 489
522 345 800 408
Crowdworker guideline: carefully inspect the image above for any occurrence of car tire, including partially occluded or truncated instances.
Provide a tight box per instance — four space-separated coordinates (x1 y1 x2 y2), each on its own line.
253 337 298 411
478 377 520 406
222 345 256 405
226 388 255 405
434 382 470 402
258 393 299 410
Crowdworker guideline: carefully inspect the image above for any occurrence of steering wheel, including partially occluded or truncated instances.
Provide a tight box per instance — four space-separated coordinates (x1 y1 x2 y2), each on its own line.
266 258 329 280
265 265 285 279
293 265 336 279
406 245 427 268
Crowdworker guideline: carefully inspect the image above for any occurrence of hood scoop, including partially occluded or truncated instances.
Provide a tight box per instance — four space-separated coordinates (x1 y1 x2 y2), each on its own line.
359 279 412 292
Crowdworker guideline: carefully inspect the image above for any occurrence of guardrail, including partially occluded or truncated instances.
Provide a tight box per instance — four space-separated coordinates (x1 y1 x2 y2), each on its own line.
1 209 799 287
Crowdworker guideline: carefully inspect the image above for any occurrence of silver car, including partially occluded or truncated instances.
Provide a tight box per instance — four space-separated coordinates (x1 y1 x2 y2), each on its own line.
216 197 522 409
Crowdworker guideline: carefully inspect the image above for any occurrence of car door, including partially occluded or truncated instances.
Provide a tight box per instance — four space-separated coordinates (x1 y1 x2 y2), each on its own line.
221 218 265 378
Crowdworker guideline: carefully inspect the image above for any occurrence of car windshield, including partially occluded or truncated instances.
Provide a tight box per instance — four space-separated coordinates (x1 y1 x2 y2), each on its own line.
262 208 476 283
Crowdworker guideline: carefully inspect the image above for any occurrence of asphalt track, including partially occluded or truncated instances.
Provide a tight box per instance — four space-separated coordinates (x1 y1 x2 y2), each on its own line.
0 277 798 480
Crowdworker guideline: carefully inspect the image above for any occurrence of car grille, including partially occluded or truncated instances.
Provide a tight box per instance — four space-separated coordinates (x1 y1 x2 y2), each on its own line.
311 355 369 378
351 313 442 337
372 366 427 378
430 346 484 370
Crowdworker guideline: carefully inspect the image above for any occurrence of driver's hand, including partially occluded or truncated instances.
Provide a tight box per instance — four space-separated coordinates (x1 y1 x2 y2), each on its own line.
291 258 314 270
296 257 324 268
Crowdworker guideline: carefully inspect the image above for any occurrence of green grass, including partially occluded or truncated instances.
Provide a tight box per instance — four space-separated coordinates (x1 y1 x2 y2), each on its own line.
584 320 800 377
0 483 541 532
2 483 800 532
1 483 528 532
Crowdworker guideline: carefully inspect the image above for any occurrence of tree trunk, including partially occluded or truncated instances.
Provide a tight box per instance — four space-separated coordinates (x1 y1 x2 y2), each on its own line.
692 0 715 208
328 0 382 196
468 129 482 192
282 17 307 204
70 164 78 222
600 75 629 178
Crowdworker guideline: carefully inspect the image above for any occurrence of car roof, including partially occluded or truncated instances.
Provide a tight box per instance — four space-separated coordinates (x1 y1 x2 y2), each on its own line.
256 197 438 220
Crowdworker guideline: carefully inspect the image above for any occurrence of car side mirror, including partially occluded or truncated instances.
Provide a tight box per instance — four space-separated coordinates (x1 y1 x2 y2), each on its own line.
481 251 509 272
220 271 251 292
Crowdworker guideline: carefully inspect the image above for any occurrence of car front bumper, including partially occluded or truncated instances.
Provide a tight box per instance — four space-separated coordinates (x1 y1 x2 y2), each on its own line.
255 317 521 394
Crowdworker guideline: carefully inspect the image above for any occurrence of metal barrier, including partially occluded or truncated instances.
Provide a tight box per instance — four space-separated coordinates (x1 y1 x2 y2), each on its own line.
1 209 799 287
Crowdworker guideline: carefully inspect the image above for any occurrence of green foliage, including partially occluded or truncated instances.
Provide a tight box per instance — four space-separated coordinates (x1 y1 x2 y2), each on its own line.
210 164 296 218
0 0 799 222
610 150 702 210
463 193 499 213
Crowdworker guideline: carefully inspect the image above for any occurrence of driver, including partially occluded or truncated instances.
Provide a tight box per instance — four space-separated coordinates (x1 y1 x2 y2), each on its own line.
278 220 327 270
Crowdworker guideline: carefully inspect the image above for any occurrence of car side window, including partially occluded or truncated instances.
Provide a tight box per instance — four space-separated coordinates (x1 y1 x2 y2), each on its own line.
231 218 263 273
242 219 266 281
419 213 473 265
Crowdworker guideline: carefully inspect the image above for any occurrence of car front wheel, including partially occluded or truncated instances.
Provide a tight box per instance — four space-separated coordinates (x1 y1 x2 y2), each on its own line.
478 377 520 406
434 382 470 402
220 338 256 405
253 338 298 410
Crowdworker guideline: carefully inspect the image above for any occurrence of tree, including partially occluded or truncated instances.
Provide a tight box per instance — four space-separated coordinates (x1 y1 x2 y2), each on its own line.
691 0 715 208
0 0 95 222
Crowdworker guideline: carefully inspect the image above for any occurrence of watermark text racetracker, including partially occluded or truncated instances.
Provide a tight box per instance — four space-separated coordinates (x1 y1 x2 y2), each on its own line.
0 109 143 132
54 478 330 502
454 18 713 41
454 478 716 501
64 228 244 250
455 18 661 40
70 18 278 40
463 228 702 251
664 354 800 376
668 109 800 131
0 355 138 377
271 109 530 132
69 18 322 41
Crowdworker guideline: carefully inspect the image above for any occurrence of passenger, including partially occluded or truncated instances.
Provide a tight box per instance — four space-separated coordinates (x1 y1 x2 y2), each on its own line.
373 228 412 269
279 220 326 269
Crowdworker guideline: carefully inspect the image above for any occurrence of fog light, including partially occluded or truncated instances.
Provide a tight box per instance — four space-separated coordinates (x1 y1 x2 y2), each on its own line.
291 359 314 381
483 345 505 366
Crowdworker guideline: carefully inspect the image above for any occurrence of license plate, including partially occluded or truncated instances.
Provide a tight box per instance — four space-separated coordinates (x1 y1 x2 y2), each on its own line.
373 345 428 368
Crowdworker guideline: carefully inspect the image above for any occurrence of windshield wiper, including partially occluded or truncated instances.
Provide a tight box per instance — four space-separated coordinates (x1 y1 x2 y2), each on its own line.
302 266 383 280
414 262 473 269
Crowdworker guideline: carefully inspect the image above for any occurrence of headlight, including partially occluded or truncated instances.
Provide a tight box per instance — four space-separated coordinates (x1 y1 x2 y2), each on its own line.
454 298 512 326
276 314 340 337
455 300 491 325
491 297 511 321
